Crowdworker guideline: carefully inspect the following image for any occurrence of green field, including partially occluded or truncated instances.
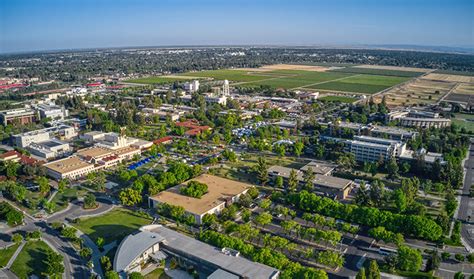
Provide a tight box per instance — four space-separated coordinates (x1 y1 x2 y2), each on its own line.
126 76 196 84
10 240 53 279
0 243 20 267
73 208 152 244
319 96 358 103
181 69 274 82
144 268 171 279
453 113 474 133
331 67 425 77
307 74 410 94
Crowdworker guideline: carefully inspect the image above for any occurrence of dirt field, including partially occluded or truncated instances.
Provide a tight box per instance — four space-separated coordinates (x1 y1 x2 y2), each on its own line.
375 78 455 106
353 65 431 72
423 73 474 83
453 83 474 95
235 64 334 72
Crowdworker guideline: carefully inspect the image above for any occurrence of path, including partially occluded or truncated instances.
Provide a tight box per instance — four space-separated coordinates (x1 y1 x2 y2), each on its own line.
4 242 25 269
458 141 474 251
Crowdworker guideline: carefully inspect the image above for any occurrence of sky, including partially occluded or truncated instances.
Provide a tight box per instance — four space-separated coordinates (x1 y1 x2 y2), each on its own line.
0 0 473 53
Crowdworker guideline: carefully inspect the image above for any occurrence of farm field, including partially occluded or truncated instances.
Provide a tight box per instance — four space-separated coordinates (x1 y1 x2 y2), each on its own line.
180 69 273 82
319 96 358 103
306 74 410 94
330 66 425 77
125 75 196 84
452 113 474 133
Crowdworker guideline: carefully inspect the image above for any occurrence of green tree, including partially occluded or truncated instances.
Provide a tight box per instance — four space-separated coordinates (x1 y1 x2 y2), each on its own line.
287 169 299 191
105 271 120 279
385 158 399 178
100 255 112 271
58 179 68 193
396 245 422 272
274 176 284 188
303 167 315 191
293 141 304 157
83 193 97 209
36 176 50 195
129 272 144 279
96 237 105 250
12 233 23 243
79 247 93 259
367 260 380 279
356 267 367 279
254 212 273 228
119 188 142 206
43 250 64 278
393 189 407 213
255 157 268 185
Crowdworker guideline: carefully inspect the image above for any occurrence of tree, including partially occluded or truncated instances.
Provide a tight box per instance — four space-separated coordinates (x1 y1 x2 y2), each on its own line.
255 157 268 185
43 250 64 278
96 237 105 250
61 226 78 240
303 167 315 191
36 176 50 195
356 267 367 279
454 272 465 279
287 169 299 191
445 190 458 217
180 181 208 198
129 272 144 279
426 250 440 272
385 158 399 178
80 247 93 259
119 188 142 206
254 212 273 228
337 153 356 170
100 255 112 271
355 182 370 206
83 193 97 209
393 189 407 213
293 141 304 157
58 179 68 193
367 260 380 279
202 213 218 226
274 144 286 157
12 233 23 243
105 271 120 279
396 245 422 272
274 176 284 188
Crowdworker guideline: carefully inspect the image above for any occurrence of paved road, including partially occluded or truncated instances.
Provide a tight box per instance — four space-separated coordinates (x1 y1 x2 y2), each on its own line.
47 197 114 223
459 141 474 250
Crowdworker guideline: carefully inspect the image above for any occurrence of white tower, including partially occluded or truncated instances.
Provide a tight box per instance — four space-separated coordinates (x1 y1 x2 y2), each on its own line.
222 80 230 96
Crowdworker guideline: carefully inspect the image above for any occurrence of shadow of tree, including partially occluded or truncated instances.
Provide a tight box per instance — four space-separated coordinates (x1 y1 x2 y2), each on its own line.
83 223 144 244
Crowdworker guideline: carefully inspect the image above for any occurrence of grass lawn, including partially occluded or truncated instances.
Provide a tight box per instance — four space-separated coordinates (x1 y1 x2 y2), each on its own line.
144 268 171 279
0 243 20 267
319 96 358 103
307 75 409 94
10 240 53 279
180 69 272 82
73 208 152 244
51 187 88 213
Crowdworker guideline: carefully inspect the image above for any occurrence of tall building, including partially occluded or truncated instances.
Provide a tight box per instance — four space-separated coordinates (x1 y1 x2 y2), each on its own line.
0 108 37 126
222 79 230 96
183 80 200 93
344 135 405 163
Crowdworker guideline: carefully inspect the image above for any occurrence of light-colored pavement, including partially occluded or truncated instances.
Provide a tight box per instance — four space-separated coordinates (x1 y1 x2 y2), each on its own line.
459 142 473 251
4 241 25 269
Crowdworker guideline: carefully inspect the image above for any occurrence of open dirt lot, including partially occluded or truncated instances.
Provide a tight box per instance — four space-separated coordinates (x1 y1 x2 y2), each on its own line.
375 78 455 106
423 73 474 83
353 65 431 72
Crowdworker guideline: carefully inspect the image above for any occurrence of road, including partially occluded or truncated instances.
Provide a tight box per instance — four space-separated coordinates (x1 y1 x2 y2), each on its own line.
47 197 114 223
458 141 474 250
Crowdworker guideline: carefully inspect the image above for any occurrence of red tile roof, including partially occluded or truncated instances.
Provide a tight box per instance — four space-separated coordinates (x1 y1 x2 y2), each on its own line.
153 136 173 145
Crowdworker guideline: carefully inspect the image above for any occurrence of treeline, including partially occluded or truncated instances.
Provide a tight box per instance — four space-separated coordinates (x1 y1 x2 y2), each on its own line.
199 230 328 279
0 201 23 226
287 191 443 241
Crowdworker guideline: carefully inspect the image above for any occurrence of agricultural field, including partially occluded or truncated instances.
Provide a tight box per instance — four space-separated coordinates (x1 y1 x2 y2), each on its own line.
375 78 454 106
330 65 426 77
180 69 273 82
319 95 358 103
125 75 197 85
452 113 474 133
306 74 410 94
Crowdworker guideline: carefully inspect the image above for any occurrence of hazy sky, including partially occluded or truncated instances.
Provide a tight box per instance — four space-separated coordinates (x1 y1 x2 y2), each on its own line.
1 0 473 53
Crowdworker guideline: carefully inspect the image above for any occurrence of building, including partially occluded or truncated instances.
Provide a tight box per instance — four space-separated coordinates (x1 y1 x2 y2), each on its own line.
35 103 68 120
149 174 252 224
386 110 451 129
328 121 418 141
175 120 211 137
44 156 95 180
0 150 39 165
0 108 37 126
27 139 71 159
344 135 405 163
114 225 280 279
81 131 153 150
267 164 353 199
13 125 77 148
183 80 200 93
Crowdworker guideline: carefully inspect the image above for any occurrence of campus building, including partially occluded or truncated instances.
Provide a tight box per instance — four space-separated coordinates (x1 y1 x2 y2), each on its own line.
0 108 37 126
386 110 451 129
149 174 252 224
12 125 77 148
267 163 353 199
344 136 406 163
183 80 200 93
44 156 96 180
35 103 68 120
114 225 280 279
328 121 418 141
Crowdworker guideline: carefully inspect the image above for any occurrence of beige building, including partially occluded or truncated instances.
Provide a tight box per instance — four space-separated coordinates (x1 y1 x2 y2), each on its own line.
44 156 95 180
149 174 252 224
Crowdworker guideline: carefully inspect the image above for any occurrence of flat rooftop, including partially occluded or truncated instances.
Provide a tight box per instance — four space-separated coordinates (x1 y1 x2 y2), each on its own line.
148 225 279 279
76 147 112 158
150 174 252 215
300 161 334 175
44 156 93 174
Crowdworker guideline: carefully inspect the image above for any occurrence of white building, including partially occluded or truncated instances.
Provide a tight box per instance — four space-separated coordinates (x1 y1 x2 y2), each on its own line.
183 80 200 93
344 136 406 163
35 103 68 120
13 125 77 148
28 139 72 159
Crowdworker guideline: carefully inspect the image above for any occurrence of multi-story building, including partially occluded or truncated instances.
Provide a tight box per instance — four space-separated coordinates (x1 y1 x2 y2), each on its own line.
13 125 77 148
328 121 418 141
0 108 37 126
35 103 68 120
27 139 72 160
44 156 96 180
183 80 200 93
386 110 451 129
344 135 405 163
